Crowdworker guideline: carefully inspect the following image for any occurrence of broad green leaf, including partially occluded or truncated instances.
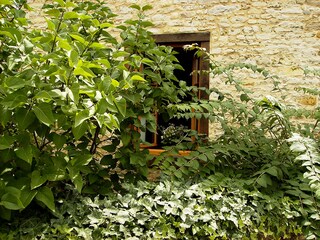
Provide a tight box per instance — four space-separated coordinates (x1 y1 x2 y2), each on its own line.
15 145 33 165
34 91 53 101
46 19 55 31
131 74 146 82
69 34 87 44
121 132 131 147
113 51 130 58
130 4 141 10
240 94 250 102
15 108 35 130
5 77 26 90
22 39 33 54
33 102 55 126
114 97 126 117
130 153 145 166
99 22 113 28
44 65 59 76
78 14 92 20
1 91 28 109
43 165 66 181
90 42 106 49
68 50 79 67
52 133 66 149
72 122 88 140
44 9 60 18
189 159 200 170
70 83 80 104
265 166 279 178
74 109 90 127
54 0 65 7
0 135 14 150
198 154 208 162
140 21 154 27
73 174 83 193
63 11 79 19
36 186 55 212
58 39 72 51
74 66 96 78
1 187 23 210
85 62 101 69
61 104 77 116
96 98 109 114
65 1 77 8
1 194 23 210
0 0 12 5
0 28 22 42
0 106 11 126
174 170 183 178
31 170 47 189
68 169 83 193
111 79 119 87
20 188 37 208
142 5 153 11
256 174 272 188
96 59 111 69
0 206 11 220
100 97 114 114
71 153 92 167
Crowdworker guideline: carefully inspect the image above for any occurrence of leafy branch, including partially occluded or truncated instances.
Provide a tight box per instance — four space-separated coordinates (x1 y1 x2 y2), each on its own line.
288 133 320 198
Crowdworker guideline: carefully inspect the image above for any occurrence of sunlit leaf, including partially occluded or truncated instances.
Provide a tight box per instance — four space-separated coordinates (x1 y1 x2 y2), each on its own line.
131 74 146 82
15 145 33 165
33 102 55 126
74 109 90 128
31 170 47 190
36 186 55 212
72 122 88 140
63 11 79 19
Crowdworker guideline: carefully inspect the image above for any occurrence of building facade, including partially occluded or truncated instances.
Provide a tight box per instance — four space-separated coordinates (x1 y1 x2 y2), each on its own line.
30 0 320 137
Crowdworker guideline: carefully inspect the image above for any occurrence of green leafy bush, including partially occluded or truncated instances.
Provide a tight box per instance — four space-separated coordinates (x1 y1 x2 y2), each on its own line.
1 1 320 239
0 0 187 218
152 45 320 238
0 179 303 239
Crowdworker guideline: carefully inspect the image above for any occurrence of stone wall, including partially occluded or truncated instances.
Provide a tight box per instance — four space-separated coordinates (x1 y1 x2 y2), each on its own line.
29 0 320 136
107 0 320 136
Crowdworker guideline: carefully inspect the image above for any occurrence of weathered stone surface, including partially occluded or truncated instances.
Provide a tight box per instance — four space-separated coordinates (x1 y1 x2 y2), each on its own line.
29 0 320 137
306 0 320 6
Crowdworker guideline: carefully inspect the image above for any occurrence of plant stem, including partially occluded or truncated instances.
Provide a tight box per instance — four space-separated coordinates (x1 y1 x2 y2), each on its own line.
50 11 65 53
90 126 100 154
33 131 39 149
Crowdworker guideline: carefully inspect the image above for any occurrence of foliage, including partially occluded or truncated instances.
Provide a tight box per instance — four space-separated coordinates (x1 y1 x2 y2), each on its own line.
1 1 320 238
288 134 320 198
0 0 186 218
152 45 320 238
0 179 304 239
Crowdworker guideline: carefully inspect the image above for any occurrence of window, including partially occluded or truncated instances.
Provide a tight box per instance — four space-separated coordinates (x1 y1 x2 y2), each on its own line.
142 33 210 150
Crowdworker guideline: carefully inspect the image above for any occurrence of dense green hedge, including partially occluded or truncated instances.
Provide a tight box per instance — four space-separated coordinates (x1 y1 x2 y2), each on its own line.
0 179 304 239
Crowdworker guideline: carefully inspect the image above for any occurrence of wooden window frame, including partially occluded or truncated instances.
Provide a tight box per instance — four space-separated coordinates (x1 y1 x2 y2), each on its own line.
143 32 210 153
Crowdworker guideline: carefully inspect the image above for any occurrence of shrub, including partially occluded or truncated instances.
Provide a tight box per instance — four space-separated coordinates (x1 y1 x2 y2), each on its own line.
0 179 304 239
0 0 187 218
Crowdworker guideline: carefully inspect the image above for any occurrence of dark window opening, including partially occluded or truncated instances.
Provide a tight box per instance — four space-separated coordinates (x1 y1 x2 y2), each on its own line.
142 33 210 149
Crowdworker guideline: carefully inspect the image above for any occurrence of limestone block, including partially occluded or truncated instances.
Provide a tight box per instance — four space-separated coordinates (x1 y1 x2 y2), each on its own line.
298 95 318 106
306 0 320 6
208 5 241 15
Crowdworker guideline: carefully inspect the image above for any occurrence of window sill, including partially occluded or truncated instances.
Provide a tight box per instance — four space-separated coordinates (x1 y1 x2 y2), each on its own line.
147 148 191 156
